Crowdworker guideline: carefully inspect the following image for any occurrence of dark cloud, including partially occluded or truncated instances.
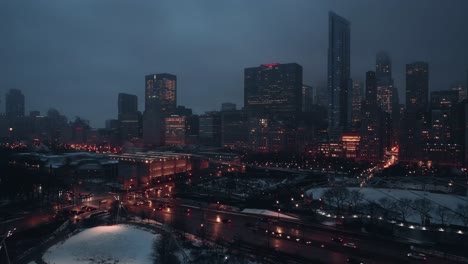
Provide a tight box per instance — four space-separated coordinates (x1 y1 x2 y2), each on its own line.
1 0 467 127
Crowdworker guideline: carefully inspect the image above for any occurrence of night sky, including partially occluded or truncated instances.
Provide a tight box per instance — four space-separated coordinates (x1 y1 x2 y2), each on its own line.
1 0 467 127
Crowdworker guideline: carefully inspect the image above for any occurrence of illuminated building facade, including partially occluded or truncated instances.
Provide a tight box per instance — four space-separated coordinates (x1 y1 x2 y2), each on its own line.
110 152 192 189
328 12 351 134
145 73 177 114
244 63 303 116
143 73 177 146
342 133 360 159
164 115 186 146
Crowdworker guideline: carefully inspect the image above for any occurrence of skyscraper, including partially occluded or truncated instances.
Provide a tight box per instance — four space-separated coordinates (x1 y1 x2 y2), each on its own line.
143 73 177 146
118 93 139 140
351 81 362 129
359 71 386 162
376 51 392 86
302 84 314 112
365 71 377 105
145 73 177 115
328 11 351 134
244 63 303 116
406 62 429 115
375 51 394 114
5 89 25 118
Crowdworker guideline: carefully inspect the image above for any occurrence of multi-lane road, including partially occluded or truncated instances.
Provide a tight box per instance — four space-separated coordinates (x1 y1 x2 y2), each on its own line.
119 191 454 264
2 182 459 264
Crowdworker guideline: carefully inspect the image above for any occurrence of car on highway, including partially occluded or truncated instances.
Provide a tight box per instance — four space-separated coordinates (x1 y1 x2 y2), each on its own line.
407 252 427 260
343 242 358 248
347 257 364 264
332 237 344 243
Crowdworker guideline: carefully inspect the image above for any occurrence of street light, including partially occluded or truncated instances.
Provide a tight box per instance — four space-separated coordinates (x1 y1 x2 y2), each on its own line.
1 228 15 264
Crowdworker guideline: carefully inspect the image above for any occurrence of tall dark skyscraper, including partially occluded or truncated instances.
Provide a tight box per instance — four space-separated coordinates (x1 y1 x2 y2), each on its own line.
244 63 303 116
359 71 386 162
328 11 351 134
376 51 392 86
302 84 314 112
5 89 25 118
143 73 177 146
145 73 177 115
365 71 377 105
406 62 429 114
118 93 139 140
375 51 394 113
351 80 362 129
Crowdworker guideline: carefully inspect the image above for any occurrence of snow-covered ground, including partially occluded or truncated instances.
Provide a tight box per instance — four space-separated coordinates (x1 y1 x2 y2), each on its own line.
43 225 159 264
241 208 298 220
307 187 467 225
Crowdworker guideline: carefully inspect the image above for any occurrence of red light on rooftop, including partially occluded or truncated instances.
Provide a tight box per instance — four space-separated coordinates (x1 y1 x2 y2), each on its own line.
262 63 279 67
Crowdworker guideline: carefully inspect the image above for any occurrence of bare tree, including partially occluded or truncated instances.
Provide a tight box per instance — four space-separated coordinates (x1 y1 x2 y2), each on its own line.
348 190 364 213
455 203 468 227
435 205 454 226
154 232 179 264
361 201 381 224
378 197 397 219
322 186 350 214
413 198 434 225
396 198 414 222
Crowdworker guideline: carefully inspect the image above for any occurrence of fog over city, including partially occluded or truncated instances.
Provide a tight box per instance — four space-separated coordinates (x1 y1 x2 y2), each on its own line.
1 0 467 126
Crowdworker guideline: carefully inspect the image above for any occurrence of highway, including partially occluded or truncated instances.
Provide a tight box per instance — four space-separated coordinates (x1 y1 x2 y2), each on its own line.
120 193 454 264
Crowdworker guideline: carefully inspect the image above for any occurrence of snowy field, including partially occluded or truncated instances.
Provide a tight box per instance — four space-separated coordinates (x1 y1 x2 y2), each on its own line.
241 208 298 220
307 187 467 225
43 225 158 264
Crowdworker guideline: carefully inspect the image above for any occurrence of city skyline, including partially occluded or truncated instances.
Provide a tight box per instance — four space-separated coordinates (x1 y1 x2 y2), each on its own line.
1 1 468 127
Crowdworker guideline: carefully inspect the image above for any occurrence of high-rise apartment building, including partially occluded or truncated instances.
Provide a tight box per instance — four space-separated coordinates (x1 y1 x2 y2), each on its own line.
406 62 429 115
328 12 351 133
351 81 362 129
244 63 302 116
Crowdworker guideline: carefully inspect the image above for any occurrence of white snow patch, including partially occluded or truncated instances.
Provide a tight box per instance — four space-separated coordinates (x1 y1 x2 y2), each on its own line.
43 225 159 264
241 208 298 220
